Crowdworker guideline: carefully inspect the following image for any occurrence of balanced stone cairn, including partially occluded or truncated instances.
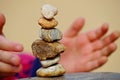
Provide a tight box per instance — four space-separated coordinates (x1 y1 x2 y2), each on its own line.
31 4 66 77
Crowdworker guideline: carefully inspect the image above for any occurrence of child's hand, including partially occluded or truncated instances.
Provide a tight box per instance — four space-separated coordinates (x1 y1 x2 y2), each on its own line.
0 13 23 78
60 17 120 73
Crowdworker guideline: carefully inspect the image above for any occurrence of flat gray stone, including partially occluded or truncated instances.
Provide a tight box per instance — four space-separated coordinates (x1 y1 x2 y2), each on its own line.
39 28 62 42
20 72 120 80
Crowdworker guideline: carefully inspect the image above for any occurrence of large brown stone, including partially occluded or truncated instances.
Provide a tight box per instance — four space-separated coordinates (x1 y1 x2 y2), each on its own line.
31 39 65 60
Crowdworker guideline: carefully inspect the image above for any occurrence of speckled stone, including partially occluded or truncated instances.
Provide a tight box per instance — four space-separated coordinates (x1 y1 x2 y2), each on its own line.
36 64 65 77
41 4 58 19
40 55 60 68
38 17 58 29
31 39 65 60
39 28 62 42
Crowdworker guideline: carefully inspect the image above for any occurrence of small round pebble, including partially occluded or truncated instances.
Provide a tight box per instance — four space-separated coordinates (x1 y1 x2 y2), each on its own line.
41 4 58 19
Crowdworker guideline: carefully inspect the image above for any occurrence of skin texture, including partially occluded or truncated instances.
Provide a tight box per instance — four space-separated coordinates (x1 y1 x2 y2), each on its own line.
0 13 120 78
0 13 23 78
59 17 120 73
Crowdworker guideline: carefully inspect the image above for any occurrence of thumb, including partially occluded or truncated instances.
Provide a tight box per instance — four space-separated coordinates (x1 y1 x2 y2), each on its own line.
0 13 6 34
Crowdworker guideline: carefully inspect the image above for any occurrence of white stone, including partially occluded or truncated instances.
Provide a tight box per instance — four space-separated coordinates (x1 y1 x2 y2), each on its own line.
41 4 58 19
40 55 60 67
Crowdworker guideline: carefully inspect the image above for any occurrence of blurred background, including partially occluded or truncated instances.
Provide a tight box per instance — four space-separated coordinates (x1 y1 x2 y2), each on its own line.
0 0 120 72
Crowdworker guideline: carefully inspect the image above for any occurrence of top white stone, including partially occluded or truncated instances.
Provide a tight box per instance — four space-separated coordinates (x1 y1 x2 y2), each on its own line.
41 4 58 19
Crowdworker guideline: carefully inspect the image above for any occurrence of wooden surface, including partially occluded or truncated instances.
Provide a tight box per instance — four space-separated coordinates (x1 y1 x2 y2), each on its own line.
20 72 120 80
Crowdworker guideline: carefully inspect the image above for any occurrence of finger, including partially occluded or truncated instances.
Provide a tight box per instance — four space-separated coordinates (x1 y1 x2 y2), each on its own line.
0 50 21 66
101 43 117 56
92 31 120 51
64 17 85 37
0 13 5 34
0 62 22 73
0 35 23 51
86 56 107 71
87 51 103 61
89 43 116 62
93 43 117 57
87 23 108 42
92 40 104 51
102 31 120 46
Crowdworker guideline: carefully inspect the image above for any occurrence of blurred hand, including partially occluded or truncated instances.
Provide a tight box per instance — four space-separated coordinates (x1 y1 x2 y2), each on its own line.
0 13 23 78
60 17 120 73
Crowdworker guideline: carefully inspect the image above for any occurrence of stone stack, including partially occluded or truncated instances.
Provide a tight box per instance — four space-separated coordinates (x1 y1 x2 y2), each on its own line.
31 4 66 77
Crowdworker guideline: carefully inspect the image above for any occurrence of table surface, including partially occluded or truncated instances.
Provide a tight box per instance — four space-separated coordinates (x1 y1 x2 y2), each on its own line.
20 72 120 80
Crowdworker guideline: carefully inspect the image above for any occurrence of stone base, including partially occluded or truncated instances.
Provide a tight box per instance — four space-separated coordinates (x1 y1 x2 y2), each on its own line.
20 72 120 80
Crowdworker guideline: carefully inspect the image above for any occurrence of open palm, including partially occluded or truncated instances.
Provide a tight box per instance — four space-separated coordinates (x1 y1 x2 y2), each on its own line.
60 17 120 73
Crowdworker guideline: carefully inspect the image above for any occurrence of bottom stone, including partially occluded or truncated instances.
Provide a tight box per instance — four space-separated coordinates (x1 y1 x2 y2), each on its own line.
36 64 65 77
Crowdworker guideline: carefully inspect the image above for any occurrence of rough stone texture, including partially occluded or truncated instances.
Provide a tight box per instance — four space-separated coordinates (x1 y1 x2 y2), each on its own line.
31 39 65 60
39 28 62 42
40 55 60 67
19 72 120 80
36 64 65 77
38 18 58 29
41 4 58 19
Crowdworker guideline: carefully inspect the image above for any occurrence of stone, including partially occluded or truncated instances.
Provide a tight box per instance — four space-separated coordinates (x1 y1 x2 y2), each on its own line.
40 55 60 67
31 39 65 60
38 17 58 29
41 4 58 19
18 72 120 80
39 28 62 42
36 64 65 77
